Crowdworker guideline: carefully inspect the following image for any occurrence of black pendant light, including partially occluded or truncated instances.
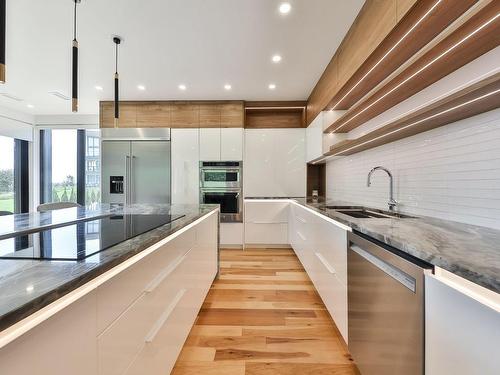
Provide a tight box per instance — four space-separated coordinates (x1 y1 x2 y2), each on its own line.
113 36 121 127
71 0 81 112
0 0 6 84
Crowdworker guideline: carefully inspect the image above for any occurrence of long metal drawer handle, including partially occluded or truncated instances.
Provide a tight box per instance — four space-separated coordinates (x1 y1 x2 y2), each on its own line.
145 289 186 343
315 252 336 274
350 245 416 292
144 249 192 293
297 231 306 241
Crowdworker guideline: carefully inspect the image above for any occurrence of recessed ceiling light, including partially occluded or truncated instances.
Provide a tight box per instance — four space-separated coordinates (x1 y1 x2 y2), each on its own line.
272 54 282 63
268 83 276 90
279 2 291 14
26 104 34 108
95 85 103 91
178 84 187 91
137 85 146 91
224 84 232 90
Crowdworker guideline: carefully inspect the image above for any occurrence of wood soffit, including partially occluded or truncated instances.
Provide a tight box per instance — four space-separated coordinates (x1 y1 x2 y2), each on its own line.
324 1 500 134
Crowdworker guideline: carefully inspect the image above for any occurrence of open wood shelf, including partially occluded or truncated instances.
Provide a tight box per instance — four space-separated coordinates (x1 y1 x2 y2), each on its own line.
324 1 500 134
245 101 307 128
324 72 500 157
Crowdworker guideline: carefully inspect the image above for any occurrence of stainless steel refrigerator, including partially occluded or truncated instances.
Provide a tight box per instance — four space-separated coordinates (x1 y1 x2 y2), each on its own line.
101 140 171 205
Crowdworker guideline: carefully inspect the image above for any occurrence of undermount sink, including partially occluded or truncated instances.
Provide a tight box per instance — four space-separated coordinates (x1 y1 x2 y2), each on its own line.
323 206 416 219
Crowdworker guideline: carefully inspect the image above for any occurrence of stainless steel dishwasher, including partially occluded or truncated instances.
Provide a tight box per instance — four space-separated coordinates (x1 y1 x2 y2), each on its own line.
348 231 432 375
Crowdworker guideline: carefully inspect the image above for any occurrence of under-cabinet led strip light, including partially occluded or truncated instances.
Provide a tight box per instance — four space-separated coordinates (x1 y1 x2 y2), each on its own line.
322 87 500 160
330 12 500 134
331 0 443 109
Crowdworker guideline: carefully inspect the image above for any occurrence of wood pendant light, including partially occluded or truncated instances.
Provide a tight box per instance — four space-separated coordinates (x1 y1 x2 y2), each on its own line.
0 0 6 84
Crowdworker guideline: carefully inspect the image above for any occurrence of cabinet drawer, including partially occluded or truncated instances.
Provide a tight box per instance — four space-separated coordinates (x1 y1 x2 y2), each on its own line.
315 219 348 286
97 243 196 375
245 201 290 223
245 223 288 245
124 284 210 375
309 254 348 342
96 230 195 334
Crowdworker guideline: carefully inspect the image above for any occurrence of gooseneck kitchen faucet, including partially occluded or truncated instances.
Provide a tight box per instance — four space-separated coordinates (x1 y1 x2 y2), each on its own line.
367 166 397 211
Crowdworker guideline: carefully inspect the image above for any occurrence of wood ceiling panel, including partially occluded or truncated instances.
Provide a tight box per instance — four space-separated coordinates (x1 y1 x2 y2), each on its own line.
325 1 500 134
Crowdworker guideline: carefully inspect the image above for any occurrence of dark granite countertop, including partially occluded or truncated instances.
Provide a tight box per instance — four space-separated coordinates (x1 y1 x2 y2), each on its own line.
0 204 117 240
0 204 219 332
293 197 500 294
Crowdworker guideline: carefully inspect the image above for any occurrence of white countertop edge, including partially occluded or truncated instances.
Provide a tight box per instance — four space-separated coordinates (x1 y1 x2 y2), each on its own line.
243 198 352 232
432 267 500 312
0 209 219 350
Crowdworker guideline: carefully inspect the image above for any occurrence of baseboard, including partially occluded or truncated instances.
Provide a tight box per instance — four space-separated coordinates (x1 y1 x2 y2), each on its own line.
220 244 244 249
244 244 291 249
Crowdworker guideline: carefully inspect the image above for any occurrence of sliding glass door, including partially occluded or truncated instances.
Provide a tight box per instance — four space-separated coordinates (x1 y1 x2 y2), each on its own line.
40 129 101 206
0 135 29 214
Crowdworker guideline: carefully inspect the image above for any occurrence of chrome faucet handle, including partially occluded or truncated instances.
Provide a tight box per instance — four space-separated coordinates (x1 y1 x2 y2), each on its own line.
388 199 398 211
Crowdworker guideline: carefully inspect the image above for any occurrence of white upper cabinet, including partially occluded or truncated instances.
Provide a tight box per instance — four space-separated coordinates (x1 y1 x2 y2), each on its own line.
306 112 324 162
221 128 243 161
244 129 306 197
171 129 199 204
199 128 243 161
199 128 221 161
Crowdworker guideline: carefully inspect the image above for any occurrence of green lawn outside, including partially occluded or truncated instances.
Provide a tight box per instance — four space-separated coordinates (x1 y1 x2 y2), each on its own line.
0 192 14 213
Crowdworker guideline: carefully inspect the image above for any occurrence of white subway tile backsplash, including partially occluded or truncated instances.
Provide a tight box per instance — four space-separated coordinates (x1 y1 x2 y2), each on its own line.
326 108 500 229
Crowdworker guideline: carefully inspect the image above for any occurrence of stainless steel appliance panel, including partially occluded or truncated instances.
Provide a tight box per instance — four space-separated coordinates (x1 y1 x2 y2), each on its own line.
101 141 131 205
102 140 171 205
130 141 171 204
348 232 430 375
200 189 242 222
199 161 242 222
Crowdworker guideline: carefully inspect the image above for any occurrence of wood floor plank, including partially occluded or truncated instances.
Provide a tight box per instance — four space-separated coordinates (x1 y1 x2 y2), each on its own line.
245 362 359 375
172 248 358 374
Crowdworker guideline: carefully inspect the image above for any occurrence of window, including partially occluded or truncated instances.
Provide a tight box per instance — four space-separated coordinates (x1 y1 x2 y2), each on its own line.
0 136 15 213
86 136 99 157
0 135 29 214
86 160 99 172
85 130 101 205
40 129 101 206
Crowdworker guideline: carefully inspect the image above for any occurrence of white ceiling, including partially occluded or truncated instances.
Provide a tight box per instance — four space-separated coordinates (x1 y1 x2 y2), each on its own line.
0 0 364 115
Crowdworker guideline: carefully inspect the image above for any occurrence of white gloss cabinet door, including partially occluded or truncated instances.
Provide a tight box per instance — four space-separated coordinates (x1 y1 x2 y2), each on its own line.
425 274 500 375
171 129 199 204
0 293 98 375
221 128 243 161
199 128 221 161
306 112 323 162
244 129 306 197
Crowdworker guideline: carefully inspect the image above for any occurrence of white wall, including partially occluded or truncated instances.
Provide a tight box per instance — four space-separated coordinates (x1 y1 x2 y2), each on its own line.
326 108 500 229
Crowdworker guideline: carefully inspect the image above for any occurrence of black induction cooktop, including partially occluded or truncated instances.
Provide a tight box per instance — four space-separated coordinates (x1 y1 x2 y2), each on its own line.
0 213 184 261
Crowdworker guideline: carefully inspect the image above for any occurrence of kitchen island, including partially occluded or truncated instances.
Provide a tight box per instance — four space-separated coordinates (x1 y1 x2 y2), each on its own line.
0 203 219 375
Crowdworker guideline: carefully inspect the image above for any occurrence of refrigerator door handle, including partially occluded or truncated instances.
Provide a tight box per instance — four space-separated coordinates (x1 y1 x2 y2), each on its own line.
125 155 130 204
131 155 136 204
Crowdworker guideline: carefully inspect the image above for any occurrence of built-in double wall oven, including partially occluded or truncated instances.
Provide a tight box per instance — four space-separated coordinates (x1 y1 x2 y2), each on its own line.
200 161 242 222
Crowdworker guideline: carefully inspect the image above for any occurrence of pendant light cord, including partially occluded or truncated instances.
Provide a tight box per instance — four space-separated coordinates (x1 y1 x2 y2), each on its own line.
73 0 77 41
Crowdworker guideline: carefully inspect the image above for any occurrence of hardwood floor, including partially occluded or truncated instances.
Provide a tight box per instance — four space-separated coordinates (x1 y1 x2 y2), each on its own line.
172 248 359 375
